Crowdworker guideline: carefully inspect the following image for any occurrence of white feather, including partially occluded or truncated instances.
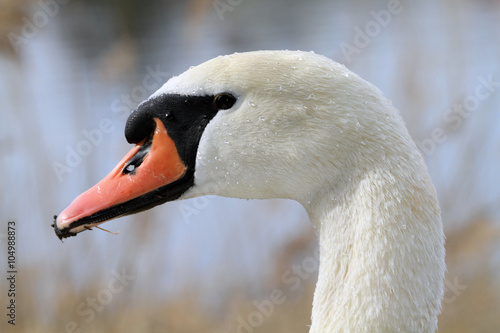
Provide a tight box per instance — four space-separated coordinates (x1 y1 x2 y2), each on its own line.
151 50 445 332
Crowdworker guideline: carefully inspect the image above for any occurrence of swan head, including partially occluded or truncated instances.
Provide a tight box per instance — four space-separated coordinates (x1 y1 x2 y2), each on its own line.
53 50 405 239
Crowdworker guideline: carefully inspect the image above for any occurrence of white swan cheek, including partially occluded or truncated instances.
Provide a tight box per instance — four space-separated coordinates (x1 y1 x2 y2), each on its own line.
179 113 239 199
180 112 282 200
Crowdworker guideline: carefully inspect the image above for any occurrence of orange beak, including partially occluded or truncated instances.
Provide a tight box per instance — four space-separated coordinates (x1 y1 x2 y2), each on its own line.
53 118 187 239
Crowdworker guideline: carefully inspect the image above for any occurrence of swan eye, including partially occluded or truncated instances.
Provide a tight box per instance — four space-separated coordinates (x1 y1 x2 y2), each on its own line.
213 93 236 110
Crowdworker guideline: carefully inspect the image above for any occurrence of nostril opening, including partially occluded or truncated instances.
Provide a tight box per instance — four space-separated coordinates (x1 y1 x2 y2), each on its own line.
123 134 153 175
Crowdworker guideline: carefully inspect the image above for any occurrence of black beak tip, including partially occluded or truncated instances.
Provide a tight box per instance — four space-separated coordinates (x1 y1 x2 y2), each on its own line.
52 215 77 241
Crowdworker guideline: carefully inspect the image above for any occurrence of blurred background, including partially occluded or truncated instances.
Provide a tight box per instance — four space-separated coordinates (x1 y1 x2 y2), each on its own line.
1 0 499 332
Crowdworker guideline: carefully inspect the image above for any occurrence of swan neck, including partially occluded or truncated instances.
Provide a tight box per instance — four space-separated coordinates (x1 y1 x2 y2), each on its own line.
306 165 445 332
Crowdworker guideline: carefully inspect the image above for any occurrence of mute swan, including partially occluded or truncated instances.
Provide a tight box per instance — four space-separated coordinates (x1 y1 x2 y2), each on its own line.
53 50 445 332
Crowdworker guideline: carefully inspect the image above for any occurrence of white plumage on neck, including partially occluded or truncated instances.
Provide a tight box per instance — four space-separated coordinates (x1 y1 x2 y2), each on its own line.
305 146 444 332
152 50 445 332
